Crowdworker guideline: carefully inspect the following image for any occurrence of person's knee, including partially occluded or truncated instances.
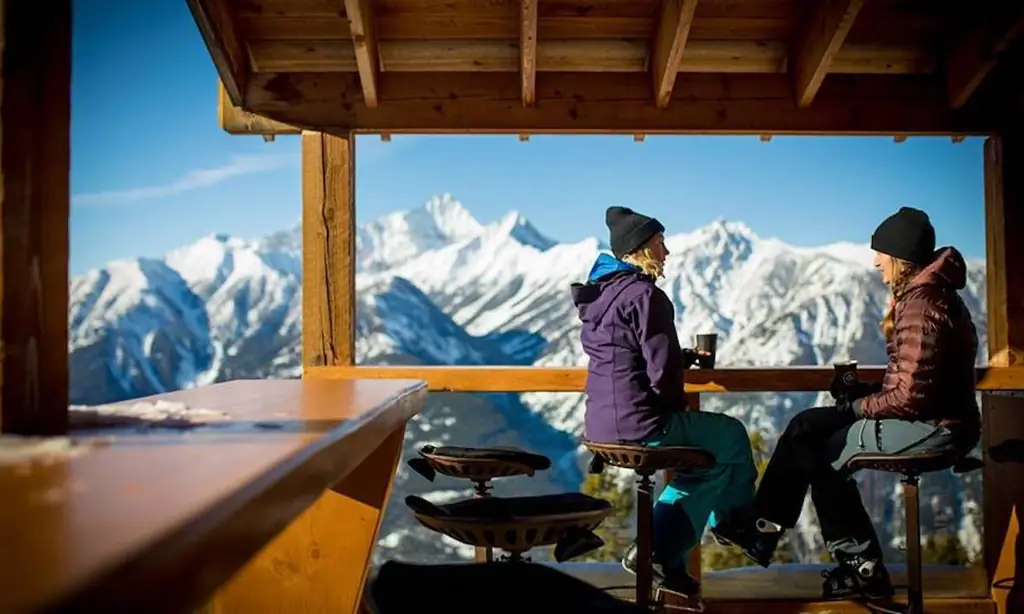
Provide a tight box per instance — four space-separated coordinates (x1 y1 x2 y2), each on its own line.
710 414 755 463
781 407 821 440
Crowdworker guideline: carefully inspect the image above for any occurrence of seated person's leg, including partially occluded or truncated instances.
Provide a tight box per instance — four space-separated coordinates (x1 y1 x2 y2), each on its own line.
712 405 858 567
628 410 756 590
810 418 959 601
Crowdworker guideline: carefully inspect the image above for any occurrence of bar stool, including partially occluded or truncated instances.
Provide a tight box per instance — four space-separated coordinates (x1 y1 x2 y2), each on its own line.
405 491 613 563
582 440 715 610
843 450 984 614
407 444 552 562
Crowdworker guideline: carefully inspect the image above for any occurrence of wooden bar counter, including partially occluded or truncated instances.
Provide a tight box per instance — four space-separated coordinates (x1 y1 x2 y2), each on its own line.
0 378 426 614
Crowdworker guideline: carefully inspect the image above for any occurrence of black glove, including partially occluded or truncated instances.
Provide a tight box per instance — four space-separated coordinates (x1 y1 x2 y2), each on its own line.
682 348 700 369
829 376 876 402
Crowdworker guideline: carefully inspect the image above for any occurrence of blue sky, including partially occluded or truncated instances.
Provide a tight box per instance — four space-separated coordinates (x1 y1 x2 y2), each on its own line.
71 0 988 275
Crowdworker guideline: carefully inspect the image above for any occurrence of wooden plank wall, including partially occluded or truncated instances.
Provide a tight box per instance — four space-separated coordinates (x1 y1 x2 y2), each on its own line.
0 0 71 435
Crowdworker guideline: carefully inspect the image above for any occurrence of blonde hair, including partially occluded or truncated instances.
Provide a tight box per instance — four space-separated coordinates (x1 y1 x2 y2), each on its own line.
623 246 664 279
881 257 922 339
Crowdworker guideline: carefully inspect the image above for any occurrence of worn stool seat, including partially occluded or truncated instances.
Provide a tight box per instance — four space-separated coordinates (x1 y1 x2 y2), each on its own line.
405 493 613 562
406 444 554 563
582 439 715 610
843 447 983 614
407 444 552 483
582 440 715 474
366 560 647 614
843 449 961 475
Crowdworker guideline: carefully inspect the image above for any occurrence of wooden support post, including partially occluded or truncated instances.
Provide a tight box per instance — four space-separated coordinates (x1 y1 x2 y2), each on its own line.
302 132 356 368
982 132 1024 614
0 0 71 435
209 132 400 614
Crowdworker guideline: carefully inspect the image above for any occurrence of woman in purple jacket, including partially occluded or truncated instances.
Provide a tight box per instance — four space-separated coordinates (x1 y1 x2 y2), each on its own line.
571 206 758 600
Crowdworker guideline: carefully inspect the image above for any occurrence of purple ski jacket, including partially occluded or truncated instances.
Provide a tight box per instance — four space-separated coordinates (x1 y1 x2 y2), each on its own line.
571 253 689 443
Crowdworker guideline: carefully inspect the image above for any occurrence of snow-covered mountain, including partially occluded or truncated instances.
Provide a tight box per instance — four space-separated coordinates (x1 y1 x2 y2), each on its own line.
68 193 988 565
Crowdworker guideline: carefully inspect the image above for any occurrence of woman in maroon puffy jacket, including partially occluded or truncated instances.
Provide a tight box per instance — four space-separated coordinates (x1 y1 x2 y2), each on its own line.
712 207 981 602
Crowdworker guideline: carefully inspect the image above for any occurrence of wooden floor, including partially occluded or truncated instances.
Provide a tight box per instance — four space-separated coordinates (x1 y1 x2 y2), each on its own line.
544 562 995 613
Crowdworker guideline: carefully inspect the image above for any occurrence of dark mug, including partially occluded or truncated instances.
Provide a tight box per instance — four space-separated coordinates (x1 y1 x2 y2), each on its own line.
694 333 718 369
833 360 859 396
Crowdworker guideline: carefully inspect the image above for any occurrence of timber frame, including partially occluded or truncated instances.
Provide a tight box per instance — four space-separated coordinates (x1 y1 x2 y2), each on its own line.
2 0 1024 613
196 0 1024 136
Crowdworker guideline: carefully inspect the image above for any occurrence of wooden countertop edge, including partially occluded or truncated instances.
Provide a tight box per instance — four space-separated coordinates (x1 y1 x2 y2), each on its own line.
43 381 428 613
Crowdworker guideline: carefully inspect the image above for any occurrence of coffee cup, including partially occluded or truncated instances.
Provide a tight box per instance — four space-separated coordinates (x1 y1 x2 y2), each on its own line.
694 333 718 369
833 360 859 388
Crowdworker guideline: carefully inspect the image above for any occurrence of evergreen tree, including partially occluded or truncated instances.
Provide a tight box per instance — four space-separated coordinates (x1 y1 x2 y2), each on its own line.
579 469 636 562
921 532 970 566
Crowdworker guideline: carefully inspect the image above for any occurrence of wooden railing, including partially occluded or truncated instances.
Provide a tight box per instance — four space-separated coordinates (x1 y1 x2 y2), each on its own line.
306 364 1020 613
306 365 1024 393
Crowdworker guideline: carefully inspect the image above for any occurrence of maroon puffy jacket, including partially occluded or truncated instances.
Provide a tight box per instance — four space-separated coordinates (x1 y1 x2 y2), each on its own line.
857 247 980 435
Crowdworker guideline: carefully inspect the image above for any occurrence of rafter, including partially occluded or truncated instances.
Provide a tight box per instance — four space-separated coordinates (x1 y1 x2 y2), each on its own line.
791 0 865 108
520 0 538 107
651 0 699 109
186 0 248 105
342 0 379 107
947 6 1024 109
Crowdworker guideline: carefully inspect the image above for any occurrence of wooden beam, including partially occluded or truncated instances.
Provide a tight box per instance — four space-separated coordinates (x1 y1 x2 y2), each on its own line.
520 0 538 107
0 0 70 436
651 0 699 109
947 5 1024 109
219 80 300 135
984 134 1024 368
791 0 865 108
231 72 1002 136
246 39 935 76
301 132 356 368
981 132 1024 614
186 0 248 106
342 0 380 107
304 365 1024 394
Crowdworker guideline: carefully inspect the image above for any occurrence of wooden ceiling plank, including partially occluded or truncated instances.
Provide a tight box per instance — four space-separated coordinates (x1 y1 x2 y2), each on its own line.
947 6 1024 109
246 39 932 75
652 0 699 109
791 0 865 108
521 0 539 106
187 0 249 105
342 0 380 107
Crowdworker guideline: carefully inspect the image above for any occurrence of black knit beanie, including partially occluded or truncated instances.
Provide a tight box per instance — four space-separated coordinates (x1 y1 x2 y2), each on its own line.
605 206 665 259
870 206 936 265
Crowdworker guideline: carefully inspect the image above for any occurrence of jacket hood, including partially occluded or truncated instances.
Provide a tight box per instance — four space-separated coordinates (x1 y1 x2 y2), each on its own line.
570 253 649 327
908 246 968 291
